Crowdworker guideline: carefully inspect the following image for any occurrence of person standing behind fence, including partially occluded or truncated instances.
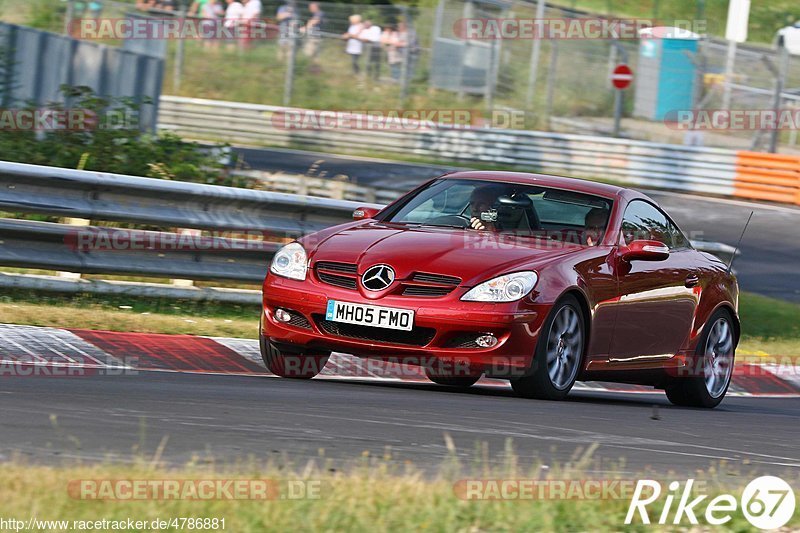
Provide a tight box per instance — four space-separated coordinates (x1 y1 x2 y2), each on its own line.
396 20 417 81
343 14 363 74
241 0 262 47
301 2 325 60
359 20 382 80
382 24 402 81
224 0 245 46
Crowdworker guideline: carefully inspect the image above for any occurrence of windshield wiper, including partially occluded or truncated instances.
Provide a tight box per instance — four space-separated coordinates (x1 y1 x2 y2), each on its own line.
396 222 467 230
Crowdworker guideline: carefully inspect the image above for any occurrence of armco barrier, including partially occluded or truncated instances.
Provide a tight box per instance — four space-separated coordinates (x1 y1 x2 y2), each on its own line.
734 152 800 205
158 95 800 207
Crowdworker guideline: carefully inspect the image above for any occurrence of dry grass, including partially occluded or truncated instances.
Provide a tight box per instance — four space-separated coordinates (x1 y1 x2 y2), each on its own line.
0 453 797 532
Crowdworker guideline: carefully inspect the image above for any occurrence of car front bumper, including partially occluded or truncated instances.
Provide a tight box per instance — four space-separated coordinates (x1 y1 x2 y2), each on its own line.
262 274 550 375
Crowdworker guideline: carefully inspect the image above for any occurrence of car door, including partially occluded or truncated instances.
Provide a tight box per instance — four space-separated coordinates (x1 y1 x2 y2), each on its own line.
609 200 698 363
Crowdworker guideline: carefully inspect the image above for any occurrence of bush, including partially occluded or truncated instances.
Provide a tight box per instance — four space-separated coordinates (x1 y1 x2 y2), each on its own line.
0 85 239 186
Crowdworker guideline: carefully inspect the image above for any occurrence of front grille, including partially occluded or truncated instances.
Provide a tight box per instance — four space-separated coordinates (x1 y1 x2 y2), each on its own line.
316 317 436 347
401 271 461 298
316 261 357 274
402 285 455 297
316 261 358 290
411 272 462 286
317 272 358 290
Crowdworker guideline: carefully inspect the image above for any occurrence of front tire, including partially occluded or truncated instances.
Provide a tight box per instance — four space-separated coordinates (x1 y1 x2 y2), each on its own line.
665 309 736 408
259 334 329 379
426 368 481 388
510 295 585 400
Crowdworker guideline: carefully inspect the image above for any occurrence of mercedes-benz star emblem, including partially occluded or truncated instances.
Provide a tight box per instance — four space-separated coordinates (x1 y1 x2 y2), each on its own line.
361 264 395 291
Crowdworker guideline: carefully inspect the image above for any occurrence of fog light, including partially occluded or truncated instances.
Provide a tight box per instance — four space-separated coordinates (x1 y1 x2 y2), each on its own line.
475 334 498 348
274 308 292 323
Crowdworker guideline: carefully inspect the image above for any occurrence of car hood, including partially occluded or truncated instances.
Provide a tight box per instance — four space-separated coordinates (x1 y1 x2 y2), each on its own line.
304 222 582 286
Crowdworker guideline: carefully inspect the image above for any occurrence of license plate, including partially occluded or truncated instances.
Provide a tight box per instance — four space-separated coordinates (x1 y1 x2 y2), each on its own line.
325 300 414 331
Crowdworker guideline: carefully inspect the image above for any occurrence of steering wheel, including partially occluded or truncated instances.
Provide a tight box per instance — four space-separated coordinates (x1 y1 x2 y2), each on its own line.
426 214 471 228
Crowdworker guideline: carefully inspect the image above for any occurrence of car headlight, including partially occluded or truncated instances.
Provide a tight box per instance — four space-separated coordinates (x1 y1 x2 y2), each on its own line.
461 271 538 302
269 242 308 281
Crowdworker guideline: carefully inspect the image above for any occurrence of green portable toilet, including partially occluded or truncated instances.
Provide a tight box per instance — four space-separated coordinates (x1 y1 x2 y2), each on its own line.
633 27 700 121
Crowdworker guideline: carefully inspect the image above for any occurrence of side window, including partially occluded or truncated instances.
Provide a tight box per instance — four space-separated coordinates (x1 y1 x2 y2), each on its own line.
621 201 671 246
669 222 690 249
621 200 689 250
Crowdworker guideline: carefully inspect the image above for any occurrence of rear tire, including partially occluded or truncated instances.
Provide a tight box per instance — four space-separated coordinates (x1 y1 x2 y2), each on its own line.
259 331 329 379
665 309 736 408
510 295 585 400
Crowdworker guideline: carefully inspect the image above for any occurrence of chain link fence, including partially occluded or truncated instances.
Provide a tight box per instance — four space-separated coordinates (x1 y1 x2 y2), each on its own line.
34 0 800 151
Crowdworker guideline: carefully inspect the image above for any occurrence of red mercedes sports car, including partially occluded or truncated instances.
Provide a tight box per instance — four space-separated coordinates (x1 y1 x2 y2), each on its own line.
261 172 739 408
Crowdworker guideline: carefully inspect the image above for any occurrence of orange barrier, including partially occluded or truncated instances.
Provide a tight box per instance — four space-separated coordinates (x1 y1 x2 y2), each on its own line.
734 151 800 205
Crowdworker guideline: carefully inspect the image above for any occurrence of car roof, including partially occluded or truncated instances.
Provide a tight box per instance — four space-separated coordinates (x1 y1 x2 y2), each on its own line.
440 170 651 202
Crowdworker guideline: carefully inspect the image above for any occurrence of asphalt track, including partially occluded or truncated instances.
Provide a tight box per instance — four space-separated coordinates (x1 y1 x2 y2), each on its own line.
236 146 800 302
1 370 799 475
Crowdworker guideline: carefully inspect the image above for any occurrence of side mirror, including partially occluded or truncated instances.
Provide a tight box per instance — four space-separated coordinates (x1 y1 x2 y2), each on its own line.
621 240 670 262
353 206 380 220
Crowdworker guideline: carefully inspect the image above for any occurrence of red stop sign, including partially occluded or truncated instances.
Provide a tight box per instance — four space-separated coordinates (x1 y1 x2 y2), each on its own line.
611 64 633 90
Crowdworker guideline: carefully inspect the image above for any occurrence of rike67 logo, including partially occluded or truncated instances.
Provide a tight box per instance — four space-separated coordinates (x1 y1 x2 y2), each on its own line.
625 476 795 530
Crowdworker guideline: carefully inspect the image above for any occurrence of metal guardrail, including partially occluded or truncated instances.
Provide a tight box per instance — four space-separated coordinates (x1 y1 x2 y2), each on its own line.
0 161 379 236
158 95 800 206
0 161 737 301
0 218 278 282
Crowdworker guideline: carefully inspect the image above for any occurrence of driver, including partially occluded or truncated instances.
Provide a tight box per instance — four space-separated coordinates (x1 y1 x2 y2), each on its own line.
468 185 504 231
583 208 608 246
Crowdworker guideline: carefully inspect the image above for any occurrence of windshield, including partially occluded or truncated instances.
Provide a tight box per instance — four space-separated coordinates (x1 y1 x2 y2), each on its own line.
382 179 613 245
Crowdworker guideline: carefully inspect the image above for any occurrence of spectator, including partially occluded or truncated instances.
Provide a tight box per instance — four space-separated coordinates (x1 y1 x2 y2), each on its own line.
189 0 224 48
241 0 262 47
276 3 296 60
342 14 363 74
359 20 382 80
243 0 261 21
302 2 324 59
187 0 205 16
382 24 402 81
396 20 418 81
224 0 244 31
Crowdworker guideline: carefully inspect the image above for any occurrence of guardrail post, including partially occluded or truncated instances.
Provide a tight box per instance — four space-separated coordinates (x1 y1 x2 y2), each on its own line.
172 228 201 287
58 217 90 280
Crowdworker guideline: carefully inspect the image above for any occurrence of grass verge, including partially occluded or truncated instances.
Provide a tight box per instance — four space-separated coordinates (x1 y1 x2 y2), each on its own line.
0 289 799 362
0 454 797 532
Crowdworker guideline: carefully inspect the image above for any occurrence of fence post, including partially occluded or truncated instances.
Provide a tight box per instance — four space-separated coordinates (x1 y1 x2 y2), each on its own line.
172 7 185 93
544 40 559 129
398 5 411 107
63 0 74 36
524 0 545 109
768 44 790 154
283 1 298 107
